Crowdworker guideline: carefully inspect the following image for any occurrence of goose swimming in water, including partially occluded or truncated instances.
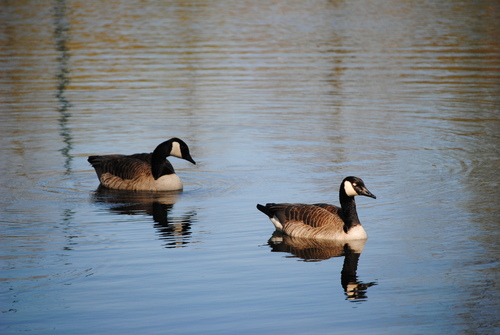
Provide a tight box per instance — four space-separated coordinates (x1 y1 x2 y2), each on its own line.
88 138 196 191
256 176 376 240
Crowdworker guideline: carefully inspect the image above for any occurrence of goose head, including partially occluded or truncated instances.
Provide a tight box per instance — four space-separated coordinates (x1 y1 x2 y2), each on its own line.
151 138 196 179
167 138 196 164
342 176 376 199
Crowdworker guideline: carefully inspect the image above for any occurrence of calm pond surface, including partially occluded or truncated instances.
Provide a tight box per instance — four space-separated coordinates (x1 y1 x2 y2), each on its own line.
1 0 499 334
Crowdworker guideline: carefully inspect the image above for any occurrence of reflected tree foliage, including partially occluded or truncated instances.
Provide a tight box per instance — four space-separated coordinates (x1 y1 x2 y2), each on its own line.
53 0 73 174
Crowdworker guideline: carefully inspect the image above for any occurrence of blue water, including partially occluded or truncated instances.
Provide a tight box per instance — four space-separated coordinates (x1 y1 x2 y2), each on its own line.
1 1 499 334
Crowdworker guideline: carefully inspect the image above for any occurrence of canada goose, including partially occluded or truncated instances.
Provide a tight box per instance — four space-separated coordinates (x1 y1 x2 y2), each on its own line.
256 176 376 240
88 138 196 191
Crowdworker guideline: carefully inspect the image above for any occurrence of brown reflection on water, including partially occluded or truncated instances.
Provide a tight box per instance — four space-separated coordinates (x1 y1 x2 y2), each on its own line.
268 233 376 301
91 187 197 248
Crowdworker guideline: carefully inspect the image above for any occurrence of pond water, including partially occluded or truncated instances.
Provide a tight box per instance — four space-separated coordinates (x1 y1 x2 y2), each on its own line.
1 0 499 334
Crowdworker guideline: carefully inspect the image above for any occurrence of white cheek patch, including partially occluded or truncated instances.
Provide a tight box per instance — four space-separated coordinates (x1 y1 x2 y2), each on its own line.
344 181 358 197
170 141 182 158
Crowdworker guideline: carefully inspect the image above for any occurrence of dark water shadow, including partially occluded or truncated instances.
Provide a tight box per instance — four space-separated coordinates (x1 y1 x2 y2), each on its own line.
91 187 197 248
268 232 377 301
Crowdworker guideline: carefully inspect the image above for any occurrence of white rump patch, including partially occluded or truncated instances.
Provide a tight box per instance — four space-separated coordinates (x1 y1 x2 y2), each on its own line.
344 180 358 197
170 141 182 158
270 216 283 231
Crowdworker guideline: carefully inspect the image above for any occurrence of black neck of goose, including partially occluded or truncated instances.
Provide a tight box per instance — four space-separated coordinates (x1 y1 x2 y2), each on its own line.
151 142 175 180
339 188 361 232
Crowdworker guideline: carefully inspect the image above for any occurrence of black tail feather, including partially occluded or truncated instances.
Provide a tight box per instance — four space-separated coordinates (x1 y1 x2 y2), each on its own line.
256 203 275 218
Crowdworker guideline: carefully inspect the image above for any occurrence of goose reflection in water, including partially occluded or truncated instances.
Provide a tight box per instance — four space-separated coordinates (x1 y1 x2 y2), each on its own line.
268 232 376 301
91 186 196 248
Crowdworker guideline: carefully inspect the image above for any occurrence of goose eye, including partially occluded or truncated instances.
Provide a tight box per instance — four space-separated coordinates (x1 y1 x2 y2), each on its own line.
352 183 357 187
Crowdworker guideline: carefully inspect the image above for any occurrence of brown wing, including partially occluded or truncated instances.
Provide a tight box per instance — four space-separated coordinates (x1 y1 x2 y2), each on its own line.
313 203 342 216
270 203 342 228
88 154 152 180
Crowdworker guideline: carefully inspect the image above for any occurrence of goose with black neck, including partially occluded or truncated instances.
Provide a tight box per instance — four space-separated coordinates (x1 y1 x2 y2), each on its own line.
88 137 196 192
257 176 376 240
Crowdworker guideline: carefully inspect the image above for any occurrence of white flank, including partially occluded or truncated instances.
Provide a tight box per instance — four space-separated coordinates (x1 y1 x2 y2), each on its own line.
170 141 182 158
344 180 359 197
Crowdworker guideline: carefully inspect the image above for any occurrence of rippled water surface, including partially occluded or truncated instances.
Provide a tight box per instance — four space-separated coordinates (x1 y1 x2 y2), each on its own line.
1 1 499 334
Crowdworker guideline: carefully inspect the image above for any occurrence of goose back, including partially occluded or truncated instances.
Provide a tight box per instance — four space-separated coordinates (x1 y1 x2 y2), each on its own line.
88 154 154 179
